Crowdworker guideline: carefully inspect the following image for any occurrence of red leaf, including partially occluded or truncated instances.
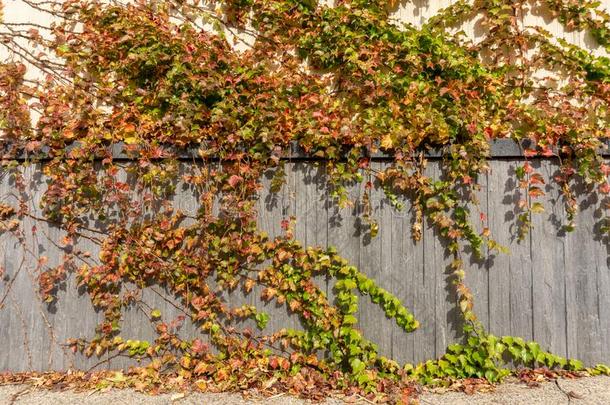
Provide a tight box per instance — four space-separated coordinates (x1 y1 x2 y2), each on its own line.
467 122 477 134
523 149 537 158
529 173 545 185
25 141 42 152
484 127 493 139
269 357 279 369
528 187 545 198
228 175 242 188
191 339 208 355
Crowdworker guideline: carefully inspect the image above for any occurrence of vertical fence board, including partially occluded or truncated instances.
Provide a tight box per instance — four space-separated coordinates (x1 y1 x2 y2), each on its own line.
327 169 361 303
487 160 517 339
389 171 424 365
530 160 568 358
417 162 441 361
465 172 490 332
564 185 605 363
254 164 298 335
359 161 394 358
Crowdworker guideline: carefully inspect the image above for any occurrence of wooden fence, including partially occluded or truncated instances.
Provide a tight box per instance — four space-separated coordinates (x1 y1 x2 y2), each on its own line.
1 147 609 372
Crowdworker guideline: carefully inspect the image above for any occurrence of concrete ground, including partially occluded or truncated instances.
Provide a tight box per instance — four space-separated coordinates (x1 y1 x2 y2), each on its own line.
0 375 609 404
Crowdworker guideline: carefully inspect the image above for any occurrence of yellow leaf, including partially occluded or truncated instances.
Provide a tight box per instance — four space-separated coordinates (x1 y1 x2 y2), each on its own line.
195 379 208 391
459 299 469 313
531 202 545 213
193 362 207 375
106 371 127 383
244 278 256 293
381 134 394 149
124 136 138 145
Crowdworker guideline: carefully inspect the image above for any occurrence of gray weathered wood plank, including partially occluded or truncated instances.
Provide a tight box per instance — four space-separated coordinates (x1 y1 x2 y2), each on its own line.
358 161 393 359
389 168 423 365
487 160 531 340
563 179 605 364
530 160 568 358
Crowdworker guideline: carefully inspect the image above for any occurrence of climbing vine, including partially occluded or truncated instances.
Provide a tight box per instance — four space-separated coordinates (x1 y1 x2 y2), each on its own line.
1 0 609 402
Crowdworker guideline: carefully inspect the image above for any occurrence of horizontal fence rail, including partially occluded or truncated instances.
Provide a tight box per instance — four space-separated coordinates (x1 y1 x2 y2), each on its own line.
6 139 610 162
0 156 609 372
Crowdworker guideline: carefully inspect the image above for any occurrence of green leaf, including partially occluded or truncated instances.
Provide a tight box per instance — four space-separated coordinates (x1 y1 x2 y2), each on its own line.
350 358 366 374
57 44 70 54
343 314 358 325
568 359 584 370
255 312 270 329
530 202 545 214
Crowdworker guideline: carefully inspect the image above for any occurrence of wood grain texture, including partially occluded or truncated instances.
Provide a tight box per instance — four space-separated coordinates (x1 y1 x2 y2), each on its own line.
487 160 525 339
563 181 606 362
530 160 568 359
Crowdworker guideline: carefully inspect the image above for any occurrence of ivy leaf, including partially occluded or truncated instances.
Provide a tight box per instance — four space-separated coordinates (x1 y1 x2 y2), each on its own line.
350 358 366 374
255 312 269 329
124 136 138 145
380 134 394 149
530 202 545 213
228 175 243 188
